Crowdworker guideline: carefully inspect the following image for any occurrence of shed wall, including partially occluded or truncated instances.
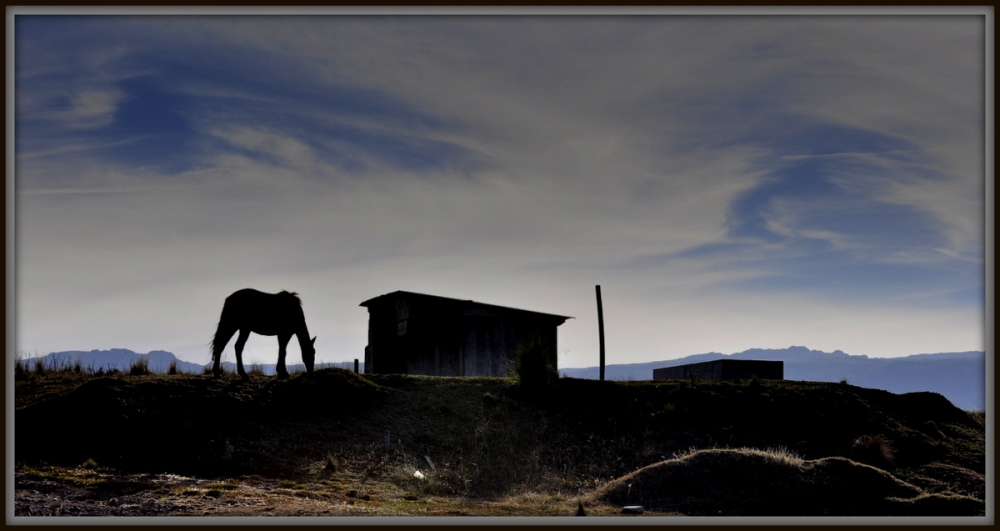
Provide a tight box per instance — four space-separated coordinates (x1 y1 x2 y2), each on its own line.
363 293 562 377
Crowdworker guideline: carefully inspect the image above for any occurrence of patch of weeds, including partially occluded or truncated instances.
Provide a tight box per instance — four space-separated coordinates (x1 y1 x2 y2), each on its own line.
167 360 178 375
32 356 49 377
421 480 440 495
511 339 558 390
325 452 339 472
129 357 150 376
14 352 32 380
247 362 268 378
851 434 896 470
81 458 98 470
481 391 500 409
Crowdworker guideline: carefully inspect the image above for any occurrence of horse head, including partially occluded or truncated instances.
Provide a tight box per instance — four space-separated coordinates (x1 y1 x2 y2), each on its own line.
303 336 317 372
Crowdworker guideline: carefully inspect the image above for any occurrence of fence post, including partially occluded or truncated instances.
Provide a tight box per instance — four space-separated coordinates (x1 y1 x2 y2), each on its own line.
354 359 359 374
596 285 605 381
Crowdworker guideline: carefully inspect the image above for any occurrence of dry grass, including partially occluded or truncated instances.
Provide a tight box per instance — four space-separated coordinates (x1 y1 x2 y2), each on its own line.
128 357 150 376
593 448 982 516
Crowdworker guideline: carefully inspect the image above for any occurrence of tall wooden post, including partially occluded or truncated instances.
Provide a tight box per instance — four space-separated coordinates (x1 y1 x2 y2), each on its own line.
596 285 606 381
354 359 359 374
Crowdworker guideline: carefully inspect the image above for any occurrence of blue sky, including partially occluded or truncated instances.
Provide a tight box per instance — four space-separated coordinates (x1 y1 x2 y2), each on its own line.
12 11 988 368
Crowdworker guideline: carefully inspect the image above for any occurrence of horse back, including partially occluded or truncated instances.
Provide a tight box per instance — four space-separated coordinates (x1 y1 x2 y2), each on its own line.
222 289 304 335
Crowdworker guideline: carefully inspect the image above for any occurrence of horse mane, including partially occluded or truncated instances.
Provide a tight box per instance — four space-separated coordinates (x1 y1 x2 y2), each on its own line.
278 290 303 307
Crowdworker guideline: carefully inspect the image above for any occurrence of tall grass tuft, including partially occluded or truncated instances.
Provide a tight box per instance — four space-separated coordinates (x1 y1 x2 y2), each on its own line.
14 353 29 380
671 446 805 468
167 360 178 375
248 362 267 378
32 356 49 377
129 356 150 376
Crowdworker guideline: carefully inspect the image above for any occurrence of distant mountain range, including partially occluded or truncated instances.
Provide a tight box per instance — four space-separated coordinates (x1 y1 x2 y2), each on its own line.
26 346 985 411
559 346 986 411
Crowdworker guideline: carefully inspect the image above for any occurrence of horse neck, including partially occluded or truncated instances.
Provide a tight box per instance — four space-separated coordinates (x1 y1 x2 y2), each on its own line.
294 321 312 349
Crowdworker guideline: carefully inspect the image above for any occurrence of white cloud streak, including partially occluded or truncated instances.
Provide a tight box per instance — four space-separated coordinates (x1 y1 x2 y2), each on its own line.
13 14 986 367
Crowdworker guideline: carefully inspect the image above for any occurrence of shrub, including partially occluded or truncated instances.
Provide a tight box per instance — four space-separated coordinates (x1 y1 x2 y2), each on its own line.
167 360 178 375
129 357 150 376
511 340 558 389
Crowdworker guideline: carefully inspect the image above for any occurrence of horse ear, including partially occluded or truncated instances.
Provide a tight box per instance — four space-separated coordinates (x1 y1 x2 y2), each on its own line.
311 336 317 345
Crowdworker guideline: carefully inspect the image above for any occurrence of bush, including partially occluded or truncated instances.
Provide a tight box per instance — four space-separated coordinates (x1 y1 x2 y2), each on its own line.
511 340 558 389
167 360 178 375
129 357 150 376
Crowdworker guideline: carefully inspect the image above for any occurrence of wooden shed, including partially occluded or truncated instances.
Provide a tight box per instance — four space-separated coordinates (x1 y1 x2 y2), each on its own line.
360 291 572 377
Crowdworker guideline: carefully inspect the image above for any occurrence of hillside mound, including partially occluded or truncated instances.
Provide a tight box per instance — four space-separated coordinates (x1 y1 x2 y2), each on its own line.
15 368 388 476
16 372 984 514
593 448 984 516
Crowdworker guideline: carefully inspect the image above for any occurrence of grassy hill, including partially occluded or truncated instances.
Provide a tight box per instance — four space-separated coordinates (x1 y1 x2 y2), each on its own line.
14 367 986 517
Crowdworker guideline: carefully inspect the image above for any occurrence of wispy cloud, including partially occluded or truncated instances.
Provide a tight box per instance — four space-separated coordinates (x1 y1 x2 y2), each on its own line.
13 14 985 366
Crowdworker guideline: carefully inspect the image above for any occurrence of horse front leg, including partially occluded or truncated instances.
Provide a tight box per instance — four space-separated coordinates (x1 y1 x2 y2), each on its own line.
276 334 291 379
234 329 251 380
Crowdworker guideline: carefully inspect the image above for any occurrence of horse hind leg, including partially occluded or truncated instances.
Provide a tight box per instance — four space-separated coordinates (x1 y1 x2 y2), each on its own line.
211 323 238 378
234 329 251 380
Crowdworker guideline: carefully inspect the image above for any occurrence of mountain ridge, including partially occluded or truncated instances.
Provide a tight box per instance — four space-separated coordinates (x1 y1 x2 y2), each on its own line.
27 346 985 410
559 346 986 411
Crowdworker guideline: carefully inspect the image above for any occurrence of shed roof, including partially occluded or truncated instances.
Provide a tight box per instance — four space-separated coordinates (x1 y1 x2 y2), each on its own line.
360 290 573 324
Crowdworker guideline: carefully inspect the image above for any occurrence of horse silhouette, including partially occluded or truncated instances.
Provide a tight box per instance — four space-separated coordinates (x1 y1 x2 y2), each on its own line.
210 288 316 379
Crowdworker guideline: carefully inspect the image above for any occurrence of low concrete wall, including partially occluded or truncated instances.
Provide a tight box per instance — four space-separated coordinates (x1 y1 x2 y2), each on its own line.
653 359 783 381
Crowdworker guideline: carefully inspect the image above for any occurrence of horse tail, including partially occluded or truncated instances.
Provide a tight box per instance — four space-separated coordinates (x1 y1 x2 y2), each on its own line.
210 300 238 367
